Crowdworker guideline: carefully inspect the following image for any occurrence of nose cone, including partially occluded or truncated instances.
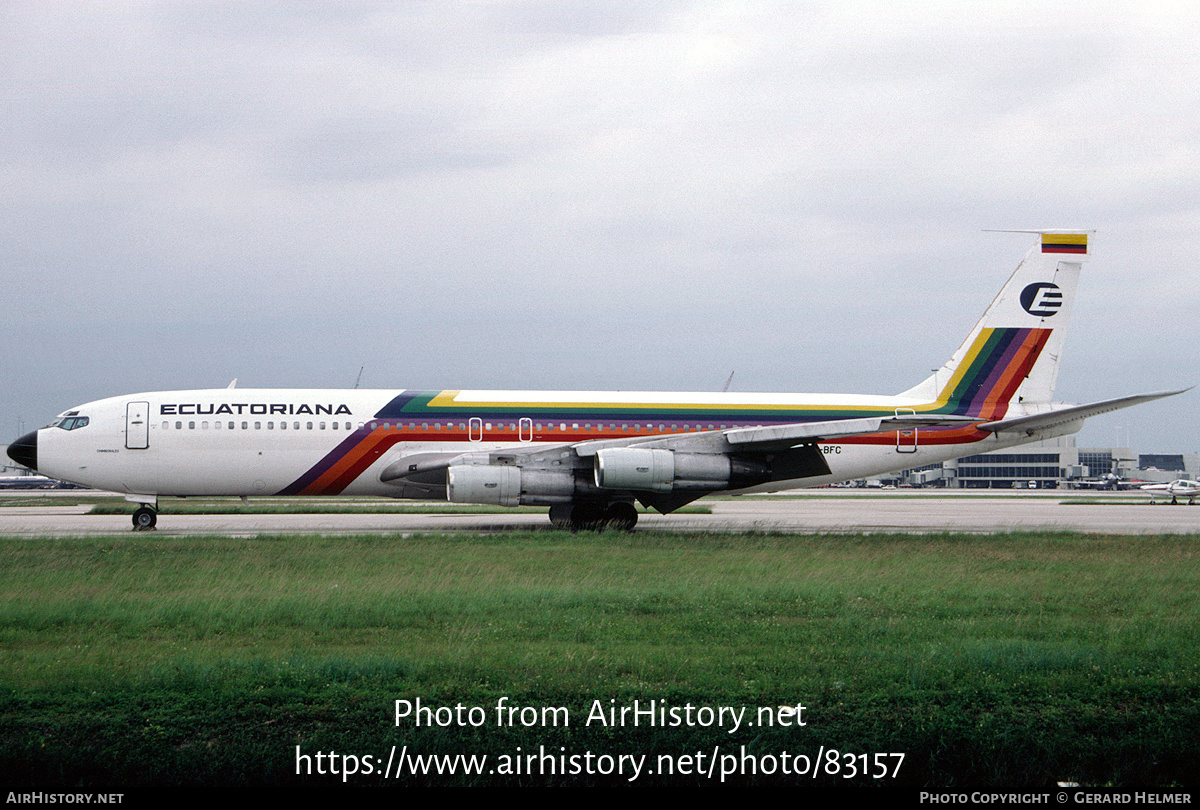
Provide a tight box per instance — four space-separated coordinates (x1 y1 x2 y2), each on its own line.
7 430 38 471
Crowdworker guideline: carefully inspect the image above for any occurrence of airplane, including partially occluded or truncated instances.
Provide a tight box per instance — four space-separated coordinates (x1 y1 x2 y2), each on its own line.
1069 458 1149 491
5 232 1188 531
1140 479 1200 505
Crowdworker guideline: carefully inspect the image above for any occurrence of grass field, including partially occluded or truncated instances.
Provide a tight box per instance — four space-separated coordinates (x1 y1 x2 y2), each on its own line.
2 528 1198 786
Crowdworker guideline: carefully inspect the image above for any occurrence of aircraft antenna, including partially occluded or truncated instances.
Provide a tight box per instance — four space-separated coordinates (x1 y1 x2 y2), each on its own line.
721 371 735 392
354 365 365 389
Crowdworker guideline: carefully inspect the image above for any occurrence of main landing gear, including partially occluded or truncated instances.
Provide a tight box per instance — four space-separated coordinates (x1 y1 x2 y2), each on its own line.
549 501 638 532
132 505 158 530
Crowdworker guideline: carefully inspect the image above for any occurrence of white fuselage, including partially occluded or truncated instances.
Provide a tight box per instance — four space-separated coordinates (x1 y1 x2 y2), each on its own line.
34 387 1051 500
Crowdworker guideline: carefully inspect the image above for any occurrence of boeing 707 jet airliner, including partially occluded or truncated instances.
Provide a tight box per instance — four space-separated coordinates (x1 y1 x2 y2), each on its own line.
7 233 1185 530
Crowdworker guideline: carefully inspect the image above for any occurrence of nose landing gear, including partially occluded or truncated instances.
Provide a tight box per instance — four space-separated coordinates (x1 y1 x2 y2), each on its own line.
131 505 157 530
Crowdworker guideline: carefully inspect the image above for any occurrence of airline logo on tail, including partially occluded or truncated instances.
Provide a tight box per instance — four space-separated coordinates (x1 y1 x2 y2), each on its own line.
1020 283 1063 316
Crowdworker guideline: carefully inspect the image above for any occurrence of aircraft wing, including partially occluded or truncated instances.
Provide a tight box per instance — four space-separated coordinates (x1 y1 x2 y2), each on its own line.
382 388 1188 493
381 413 978 485
571 413 979 456
978 388 1190 437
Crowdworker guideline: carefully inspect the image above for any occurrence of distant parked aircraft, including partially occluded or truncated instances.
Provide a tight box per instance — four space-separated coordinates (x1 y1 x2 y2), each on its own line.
1141 479 1200 505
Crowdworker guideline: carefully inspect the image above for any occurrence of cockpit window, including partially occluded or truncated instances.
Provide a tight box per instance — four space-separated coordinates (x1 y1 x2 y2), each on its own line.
52 416 90 430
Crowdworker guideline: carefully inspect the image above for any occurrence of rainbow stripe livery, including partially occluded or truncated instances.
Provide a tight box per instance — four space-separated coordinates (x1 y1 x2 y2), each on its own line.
936 327 1052 419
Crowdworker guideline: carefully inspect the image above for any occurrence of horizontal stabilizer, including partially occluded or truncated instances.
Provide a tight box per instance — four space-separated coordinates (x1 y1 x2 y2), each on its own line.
978 388 1190 436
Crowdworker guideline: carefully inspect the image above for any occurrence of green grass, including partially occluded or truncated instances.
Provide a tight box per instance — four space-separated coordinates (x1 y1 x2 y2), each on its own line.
2 530 1198 786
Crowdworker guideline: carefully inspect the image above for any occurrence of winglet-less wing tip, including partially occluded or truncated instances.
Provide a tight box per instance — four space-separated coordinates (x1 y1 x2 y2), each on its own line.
979 387 1191 435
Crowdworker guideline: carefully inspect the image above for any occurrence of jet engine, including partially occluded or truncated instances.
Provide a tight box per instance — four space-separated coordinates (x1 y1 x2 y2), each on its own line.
446 464 574 507
592 447 768 492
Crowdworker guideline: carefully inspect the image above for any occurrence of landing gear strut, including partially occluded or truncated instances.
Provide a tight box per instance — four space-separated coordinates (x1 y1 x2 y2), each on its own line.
548 501 639 532
132 506 158 530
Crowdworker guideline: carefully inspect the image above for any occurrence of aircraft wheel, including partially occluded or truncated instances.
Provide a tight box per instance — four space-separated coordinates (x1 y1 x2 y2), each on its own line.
568 503 605 532
548 503 573 529
605 502 638 531
132 506 157 531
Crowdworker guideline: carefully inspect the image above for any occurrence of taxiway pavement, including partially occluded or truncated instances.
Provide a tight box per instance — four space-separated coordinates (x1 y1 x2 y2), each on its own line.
2 492 1197 536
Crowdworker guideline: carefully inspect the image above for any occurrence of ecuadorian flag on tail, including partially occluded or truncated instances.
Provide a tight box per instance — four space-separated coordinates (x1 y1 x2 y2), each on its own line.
1041 233 1088 255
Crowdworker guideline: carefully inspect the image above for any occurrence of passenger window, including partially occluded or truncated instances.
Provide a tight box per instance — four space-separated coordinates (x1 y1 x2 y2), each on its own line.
255 422 261 430
307 422 312 430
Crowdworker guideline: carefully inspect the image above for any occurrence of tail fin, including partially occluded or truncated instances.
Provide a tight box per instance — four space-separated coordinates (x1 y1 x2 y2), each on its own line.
899 232 1091 419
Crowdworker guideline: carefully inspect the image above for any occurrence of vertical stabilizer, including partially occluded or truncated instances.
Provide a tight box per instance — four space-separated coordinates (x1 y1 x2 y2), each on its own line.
899 232 1090 417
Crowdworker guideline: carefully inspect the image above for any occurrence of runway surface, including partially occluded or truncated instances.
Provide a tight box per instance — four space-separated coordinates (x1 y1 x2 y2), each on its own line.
2 491 1198 536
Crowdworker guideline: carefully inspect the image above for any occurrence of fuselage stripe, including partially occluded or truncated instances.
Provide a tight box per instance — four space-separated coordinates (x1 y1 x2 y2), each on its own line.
274 331 1049 496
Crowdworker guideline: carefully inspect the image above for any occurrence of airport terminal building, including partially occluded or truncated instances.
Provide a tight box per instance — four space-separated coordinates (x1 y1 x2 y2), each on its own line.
899 438 1199 489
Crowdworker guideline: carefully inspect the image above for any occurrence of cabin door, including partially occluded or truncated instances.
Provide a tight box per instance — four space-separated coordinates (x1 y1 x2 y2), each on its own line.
125 401 150 449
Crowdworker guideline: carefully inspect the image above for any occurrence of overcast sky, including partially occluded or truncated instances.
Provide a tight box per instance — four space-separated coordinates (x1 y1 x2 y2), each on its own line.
4 1 1197 454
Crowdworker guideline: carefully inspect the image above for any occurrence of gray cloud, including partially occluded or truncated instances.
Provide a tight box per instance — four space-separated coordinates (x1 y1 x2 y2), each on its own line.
3 1 1197 452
